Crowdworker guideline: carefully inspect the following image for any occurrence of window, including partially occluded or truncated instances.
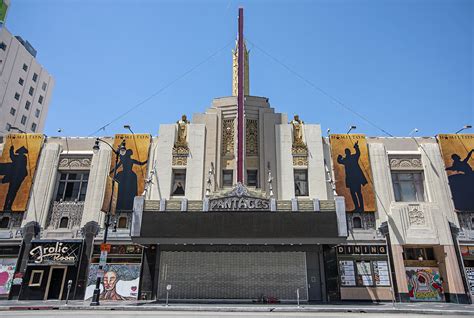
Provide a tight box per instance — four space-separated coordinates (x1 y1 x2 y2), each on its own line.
247 170 258 187
171 170 186 196
35 109 40 118
294 169 309 196
0 217 9 228
392 172 425 202
18 78 24 86
28 270 44 287
42 82 47 91
21 115 27 125
28 86 34 96
117 217 127 229
55 172 89 202
25 101 31 110
353 216 362 229
9 107 16 116
22 63 28 71
38 95 43 104
0 42 6 50
14 92 20 100
59 217 69 229
31 123 37 132
403 247 435 261
222 170 233 187
32 73 38 82
339 259 390 287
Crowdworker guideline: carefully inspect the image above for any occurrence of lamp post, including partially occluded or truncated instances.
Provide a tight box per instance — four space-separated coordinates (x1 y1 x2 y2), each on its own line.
90 137 126 306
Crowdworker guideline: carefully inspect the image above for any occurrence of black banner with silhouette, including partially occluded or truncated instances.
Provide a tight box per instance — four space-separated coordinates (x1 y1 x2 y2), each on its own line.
0 134 43 212
101 134 150 214
438 134 474 211
330 134 375 212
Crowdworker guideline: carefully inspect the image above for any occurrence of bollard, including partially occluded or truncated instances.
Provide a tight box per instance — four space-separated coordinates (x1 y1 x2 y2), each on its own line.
166 284 172 307
65 280 73 305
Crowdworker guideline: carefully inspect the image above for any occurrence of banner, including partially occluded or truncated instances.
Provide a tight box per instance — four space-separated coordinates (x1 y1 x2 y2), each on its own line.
0 0 8 27
0 134 43 212
329 134 375 212
406 267 444 301
84 264 140 301
101 134 150 213
437 134 474 211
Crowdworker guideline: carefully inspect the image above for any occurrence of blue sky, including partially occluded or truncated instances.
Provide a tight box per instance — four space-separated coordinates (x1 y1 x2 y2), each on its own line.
6 0 473 137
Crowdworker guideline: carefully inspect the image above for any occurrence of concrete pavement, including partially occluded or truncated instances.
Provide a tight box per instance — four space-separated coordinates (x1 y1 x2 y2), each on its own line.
0 300 473 316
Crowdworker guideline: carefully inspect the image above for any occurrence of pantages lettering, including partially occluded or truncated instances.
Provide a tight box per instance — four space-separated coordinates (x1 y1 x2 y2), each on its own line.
210 196 270 211
29 242 78 264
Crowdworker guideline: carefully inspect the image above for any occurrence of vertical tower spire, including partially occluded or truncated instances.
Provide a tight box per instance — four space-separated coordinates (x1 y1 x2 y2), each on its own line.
236 7 244 183
232 40 249 96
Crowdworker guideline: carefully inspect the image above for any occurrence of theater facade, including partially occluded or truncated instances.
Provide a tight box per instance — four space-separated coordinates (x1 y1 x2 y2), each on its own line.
0 9 473 304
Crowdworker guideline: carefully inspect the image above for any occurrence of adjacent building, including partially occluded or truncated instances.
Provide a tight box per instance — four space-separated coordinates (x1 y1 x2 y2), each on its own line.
0 26 54 135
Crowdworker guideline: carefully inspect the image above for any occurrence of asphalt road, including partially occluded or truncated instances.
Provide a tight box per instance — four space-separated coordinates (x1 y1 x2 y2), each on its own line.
0 311 469 318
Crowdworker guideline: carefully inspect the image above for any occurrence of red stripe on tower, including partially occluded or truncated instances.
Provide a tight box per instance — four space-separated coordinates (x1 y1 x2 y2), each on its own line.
237 7 244 183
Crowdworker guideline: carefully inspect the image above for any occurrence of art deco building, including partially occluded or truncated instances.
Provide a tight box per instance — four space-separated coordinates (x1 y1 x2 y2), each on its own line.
0 9 472 305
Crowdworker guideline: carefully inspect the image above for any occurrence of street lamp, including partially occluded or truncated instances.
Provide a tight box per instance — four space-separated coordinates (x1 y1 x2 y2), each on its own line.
90 137 126 306
455 125 472 134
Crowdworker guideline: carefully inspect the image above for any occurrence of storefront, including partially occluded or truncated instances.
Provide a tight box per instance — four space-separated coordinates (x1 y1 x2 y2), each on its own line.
0 245 20 299
459 245 474 298
18 240 83 300
84 244 143 301
337 244 392 301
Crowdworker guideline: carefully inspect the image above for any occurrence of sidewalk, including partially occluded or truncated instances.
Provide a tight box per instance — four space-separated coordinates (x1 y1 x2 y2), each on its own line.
0 300 473 315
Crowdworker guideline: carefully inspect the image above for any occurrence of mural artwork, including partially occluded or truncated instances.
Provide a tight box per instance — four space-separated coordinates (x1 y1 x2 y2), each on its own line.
101 134 150 213
84 264 140 301
330 134 375 212
0 258 16 295
437 134 474 211
406 267 444 302
0 134 43 212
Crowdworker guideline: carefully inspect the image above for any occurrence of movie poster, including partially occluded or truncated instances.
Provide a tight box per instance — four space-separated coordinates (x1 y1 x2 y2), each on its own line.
0 134 44 212
0 258 16 295
437 134 474 211
329 134 375 212
101 134 151 213
406 267 444 302
84 264 140 301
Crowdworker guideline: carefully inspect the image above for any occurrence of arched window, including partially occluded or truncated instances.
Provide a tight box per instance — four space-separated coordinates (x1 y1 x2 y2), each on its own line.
118 217 127 229
353 217 362 229
59 217 69 229
0 217 10 229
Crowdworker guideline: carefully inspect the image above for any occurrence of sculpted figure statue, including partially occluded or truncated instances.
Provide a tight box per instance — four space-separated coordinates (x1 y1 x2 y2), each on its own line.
290 115 304 145
176 114 189 145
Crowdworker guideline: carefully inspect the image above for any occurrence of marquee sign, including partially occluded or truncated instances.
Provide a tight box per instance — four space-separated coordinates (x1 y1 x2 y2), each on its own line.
209 183 270 211
28 240 82 265
337 245 387 255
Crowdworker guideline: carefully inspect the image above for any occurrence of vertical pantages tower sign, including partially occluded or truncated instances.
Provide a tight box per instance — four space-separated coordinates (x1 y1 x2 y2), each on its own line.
0 134 44 212
101 134 151 213
437 134 474 211
330 134 375 212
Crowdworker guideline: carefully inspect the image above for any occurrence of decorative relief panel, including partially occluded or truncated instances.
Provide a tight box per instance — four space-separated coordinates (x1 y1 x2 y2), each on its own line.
59 157 92 169
408 205 426 226
389 157 422 170
172 115 190 166
46 201 84 229
246 119 258 156
222 119 235 156
347 212 376 230
290 115 308 166
172 145 189 166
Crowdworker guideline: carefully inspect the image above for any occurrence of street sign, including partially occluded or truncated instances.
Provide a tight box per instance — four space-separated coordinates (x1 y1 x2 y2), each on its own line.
99 251 107 266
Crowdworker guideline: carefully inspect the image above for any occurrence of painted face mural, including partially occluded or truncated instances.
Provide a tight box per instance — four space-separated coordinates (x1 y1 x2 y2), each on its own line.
0 134 43 212
406 267 444 302
101 134 151 213
330 134 375 212
437 134 474 211
85 264 140 301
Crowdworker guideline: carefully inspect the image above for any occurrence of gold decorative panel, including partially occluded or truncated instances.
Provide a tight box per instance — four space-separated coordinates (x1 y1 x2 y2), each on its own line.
222 119 235 155
246 119 258 156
